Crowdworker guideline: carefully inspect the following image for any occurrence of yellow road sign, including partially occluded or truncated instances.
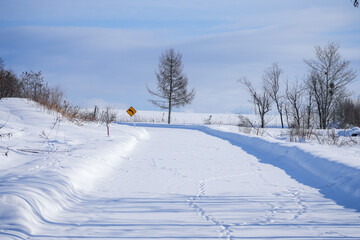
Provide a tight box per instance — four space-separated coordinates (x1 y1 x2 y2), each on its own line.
126 106 137 117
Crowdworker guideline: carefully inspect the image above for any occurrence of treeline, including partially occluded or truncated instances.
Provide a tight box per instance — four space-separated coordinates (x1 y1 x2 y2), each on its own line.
335 98 360 128
240 43 359 130
0 58 111 123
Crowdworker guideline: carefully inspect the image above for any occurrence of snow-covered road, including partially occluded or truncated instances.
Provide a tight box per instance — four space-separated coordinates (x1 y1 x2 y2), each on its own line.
1 99 360 239
6 127 358 239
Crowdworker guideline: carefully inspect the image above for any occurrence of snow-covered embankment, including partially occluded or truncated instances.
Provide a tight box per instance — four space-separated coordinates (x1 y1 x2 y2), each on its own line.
0 98 148 236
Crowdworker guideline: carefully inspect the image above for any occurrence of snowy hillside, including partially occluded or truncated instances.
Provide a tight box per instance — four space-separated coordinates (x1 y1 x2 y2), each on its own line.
1 98 360 239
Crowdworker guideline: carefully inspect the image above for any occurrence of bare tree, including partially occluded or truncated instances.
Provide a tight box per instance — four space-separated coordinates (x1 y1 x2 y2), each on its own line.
305 43 356 129
263 63 285 128
20 71 46 101
285 80 304 128
305 87 314 129
100 107 117 136
239 77 272 128
147 48 195 124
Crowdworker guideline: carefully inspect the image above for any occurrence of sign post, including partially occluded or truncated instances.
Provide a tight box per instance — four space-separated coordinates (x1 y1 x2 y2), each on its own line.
126 106 137 127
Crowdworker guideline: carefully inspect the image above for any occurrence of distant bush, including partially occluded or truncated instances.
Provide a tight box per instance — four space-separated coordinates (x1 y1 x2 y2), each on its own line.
0 69 21 98
334 98 360 128
0 58 97 123
237 114 268 136
203 115 212 125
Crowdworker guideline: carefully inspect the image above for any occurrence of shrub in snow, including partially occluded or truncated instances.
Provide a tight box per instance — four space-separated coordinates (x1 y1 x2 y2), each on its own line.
203 115 212 125
100 107 117 136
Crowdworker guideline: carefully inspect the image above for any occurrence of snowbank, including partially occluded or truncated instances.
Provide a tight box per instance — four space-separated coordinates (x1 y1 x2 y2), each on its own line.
0 98 148 235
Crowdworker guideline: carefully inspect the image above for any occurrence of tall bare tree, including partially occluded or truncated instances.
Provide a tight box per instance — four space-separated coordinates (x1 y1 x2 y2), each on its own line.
240 77 272 128
263 63 285 128
305 43 356 129
147 48 195 124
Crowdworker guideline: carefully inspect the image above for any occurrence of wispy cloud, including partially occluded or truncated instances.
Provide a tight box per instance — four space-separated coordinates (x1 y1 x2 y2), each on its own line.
1 0 359 113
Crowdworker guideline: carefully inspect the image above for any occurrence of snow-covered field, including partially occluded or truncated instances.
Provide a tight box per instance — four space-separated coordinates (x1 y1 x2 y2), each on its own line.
1 98 360 239
116 109 283 127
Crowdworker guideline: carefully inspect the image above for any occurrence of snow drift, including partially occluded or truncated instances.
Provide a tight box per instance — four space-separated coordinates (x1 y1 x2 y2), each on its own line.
0 98 148 237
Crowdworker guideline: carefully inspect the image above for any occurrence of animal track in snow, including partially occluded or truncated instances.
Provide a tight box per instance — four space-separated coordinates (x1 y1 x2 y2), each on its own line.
188 174 247 240
251 165 309 226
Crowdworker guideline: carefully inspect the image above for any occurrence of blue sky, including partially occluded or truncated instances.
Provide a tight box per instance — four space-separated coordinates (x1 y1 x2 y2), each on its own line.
1 0 359 113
